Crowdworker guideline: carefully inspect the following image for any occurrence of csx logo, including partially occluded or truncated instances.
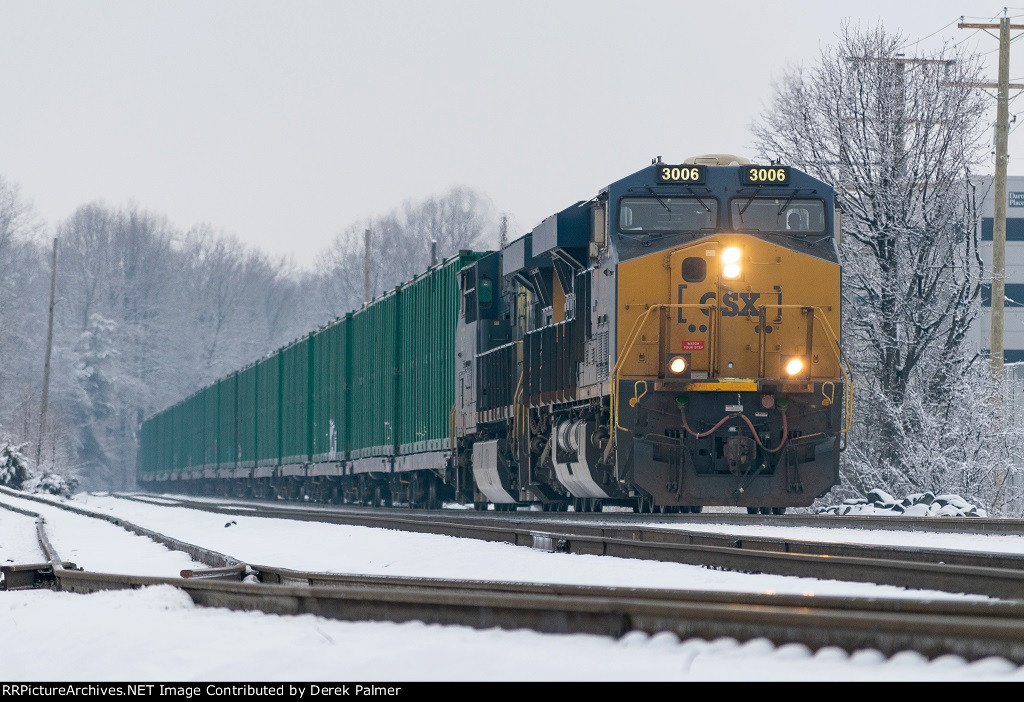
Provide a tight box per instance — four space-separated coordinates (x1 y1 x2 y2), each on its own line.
697 291 761 317
677 284 782 323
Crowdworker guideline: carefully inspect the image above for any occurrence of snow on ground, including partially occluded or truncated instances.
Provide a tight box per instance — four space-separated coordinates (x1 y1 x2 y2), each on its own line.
0 491 204 577
644 520 1024 555
3 489 1023 681
54 492 989 601
1 585 1021 682
0 505 45 564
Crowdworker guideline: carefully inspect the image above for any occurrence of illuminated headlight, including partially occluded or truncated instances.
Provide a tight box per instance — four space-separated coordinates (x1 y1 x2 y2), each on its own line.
668 356 688 375
721 247 742 279
784 357 805 376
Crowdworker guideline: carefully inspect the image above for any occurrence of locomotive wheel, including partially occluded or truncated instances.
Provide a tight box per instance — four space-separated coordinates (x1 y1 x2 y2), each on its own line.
426 479 440 510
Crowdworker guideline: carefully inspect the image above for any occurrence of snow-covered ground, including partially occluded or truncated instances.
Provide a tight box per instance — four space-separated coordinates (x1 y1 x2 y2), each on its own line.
2 489 1022 681
24 491 990 599
2 585 1021 682
645 520 1024 554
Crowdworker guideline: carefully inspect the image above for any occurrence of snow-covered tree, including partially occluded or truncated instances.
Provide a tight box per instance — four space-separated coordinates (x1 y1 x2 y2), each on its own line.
315 186 496 316
752 23 1021 512
0 439 30 489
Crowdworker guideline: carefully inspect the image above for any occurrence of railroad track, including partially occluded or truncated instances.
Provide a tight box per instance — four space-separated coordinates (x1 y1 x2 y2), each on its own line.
3 491 1024 665
122 491 1024 535
93 491 1024 599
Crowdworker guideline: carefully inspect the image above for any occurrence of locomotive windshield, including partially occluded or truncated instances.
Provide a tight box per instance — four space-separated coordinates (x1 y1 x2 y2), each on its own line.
731 198 825 234
618 197 717 233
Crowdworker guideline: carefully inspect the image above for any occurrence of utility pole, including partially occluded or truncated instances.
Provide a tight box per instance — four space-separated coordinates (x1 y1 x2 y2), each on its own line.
959 17 1024 377
36 238 58 468
499 213 508 249
430 239 437 267
363 228 371 305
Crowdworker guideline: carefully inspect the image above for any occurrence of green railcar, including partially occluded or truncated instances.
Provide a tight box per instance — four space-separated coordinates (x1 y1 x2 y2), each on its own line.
138 250 488 501
310 316 350 463
281 335 312 465
396 255 470 455
217 372 237 469
256 355 280 468
237 364 258 469
348 290 399 460
202 383 218 469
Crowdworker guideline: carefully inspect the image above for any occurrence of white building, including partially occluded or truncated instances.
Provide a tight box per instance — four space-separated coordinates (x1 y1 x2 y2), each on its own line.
973 175 1024 515
972 175 1024 363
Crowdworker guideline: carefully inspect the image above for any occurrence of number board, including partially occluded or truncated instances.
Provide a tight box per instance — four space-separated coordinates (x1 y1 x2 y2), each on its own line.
740 165 790 185
656 165 706 184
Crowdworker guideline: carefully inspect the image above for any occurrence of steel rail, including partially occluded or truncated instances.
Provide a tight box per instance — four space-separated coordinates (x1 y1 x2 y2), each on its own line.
123 490 1024 535
105 492 1024 599
6 491 1024 664
41 564 1024 665
0 486 238 569
0 500 69 589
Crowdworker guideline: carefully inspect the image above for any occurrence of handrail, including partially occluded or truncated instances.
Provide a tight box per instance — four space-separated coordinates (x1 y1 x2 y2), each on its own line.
763 305 854 435
609 303 852 437
512 368 525 445
610 303 715 432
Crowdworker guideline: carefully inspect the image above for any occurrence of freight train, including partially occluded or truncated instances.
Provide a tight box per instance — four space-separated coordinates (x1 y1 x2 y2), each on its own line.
138 155 851 513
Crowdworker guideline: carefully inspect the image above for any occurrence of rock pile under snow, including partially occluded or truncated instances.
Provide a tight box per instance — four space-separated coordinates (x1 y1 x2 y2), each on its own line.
816 488 987 517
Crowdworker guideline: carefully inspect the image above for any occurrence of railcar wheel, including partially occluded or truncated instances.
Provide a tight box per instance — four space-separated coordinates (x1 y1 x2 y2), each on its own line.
747 507 760 515
426 480 441 510
473 501 488 511
771 507 787 515
689 505 702 514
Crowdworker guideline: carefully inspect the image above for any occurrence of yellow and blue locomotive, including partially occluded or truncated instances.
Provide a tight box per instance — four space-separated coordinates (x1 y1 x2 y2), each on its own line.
456 155 850 513
139 155 848 513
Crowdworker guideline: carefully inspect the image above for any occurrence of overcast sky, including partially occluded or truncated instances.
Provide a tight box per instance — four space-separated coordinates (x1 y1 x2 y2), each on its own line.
0 1 1017 267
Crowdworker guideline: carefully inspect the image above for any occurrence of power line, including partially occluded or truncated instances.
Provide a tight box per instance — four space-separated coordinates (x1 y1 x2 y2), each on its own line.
896 17 962 52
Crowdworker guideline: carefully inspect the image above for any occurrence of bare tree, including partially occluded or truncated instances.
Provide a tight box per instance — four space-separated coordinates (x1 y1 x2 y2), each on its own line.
751 24 1017 509
315 186 496 318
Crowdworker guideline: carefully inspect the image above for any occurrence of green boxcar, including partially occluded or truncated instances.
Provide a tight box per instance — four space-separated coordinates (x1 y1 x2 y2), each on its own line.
217 372 238 469
311 316 350 462
139 413 155 475
349 291 399 458
183 392 200 471
171 398 184 471
396 254 475 455
202 384 218 468
256 354 281 467
156 409 169 474
281 335 312 465
138 250 489 484
237 364 258 469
